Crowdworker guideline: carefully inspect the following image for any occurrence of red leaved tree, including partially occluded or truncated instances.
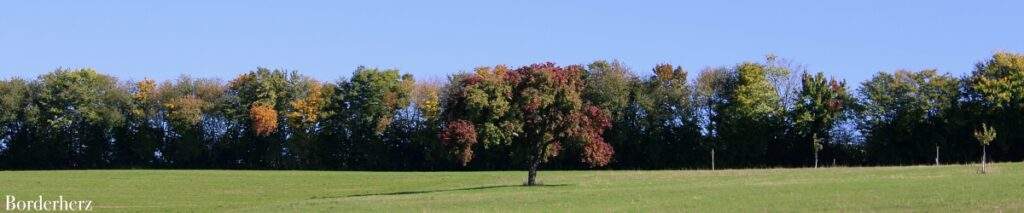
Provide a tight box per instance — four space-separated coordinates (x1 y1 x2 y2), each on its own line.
441 62 613 186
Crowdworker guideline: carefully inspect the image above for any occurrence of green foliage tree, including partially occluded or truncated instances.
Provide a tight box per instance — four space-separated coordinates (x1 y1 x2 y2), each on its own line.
974 123 997 173
629 64 701 168
581 60 641 168
717 62 784 167
583 60 635 120
970 52 1024 163
694 67 738 169
0 79 30 138
812 133 823 168
0 78 34 168
323 66 414 169
858 69 959 164
793 72 850 167
28 69 129 168
734 62 783 118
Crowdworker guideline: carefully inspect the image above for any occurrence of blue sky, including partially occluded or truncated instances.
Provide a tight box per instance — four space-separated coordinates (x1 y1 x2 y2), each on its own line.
2 0 1022 85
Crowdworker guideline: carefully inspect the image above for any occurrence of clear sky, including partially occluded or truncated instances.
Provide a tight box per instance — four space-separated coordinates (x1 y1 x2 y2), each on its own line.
2 0 1022 85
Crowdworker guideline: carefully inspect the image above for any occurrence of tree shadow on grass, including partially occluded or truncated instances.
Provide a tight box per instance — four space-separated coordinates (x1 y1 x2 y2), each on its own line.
311 184 571 199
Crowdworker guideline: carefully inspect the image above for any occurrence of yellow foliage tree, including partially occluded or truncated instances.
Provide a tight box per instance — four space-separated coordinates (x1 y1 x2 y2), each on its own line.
250 103 278 136
287 82 324 128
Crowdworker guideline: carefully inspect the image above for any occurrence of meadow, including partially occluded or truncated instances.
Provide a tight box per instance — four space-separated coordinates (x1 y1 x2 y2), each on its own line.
2 163 1023 212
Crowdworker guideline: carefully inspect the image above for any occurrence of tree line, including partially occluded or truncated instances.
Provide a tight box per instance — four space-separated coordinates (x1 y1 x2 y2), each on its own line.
1 52 1022 171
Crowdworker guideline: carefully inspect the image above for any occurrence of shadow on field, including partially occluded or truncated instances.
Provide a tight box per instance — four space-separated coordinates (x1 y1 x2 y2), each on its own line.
313 184 570 199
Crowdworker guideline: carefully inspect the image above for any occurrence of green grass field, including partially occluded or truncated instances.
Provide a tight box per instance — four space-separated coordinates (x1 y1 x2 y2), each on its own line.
3 163 1023 212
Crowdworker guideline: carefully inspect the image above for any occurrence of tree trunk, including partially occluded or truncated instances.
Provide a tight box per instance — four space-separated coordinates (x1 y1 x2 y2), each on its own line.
935 145 940 166
710 149 715 170
525 141 548 186
526 158 540 186
981 146 987 173
814 151 819 168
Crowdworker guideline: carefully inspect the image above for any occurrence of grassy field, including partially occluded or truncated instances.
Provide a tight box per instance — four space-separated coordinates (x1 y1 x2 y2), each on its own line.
2 163 1023 212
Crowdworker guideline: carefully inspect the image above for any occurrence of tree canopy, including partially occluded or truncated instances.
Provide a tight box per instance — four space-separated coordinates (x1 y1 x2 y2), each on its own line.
2 53 1024 173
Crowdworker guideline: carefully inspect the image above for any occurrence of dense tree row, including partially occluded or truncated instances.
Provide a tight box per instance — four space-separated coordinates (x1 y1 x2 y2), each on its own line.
1 52 1022 171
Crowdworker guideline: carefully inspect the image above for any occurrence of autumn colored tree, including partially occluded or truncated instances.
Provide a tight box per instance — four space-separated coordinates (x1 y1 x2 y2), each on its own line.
284 79 330 167
249 103 278 136
113 78 164 167
158 76 226 167
439 119 477 166
441 63 613 185
373 80 444 170
439 66 518 169
513 63 613 185
399 81 446 170
3 53 1024 170
227 69 287 143
227 68 319 168
413 81 442 122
